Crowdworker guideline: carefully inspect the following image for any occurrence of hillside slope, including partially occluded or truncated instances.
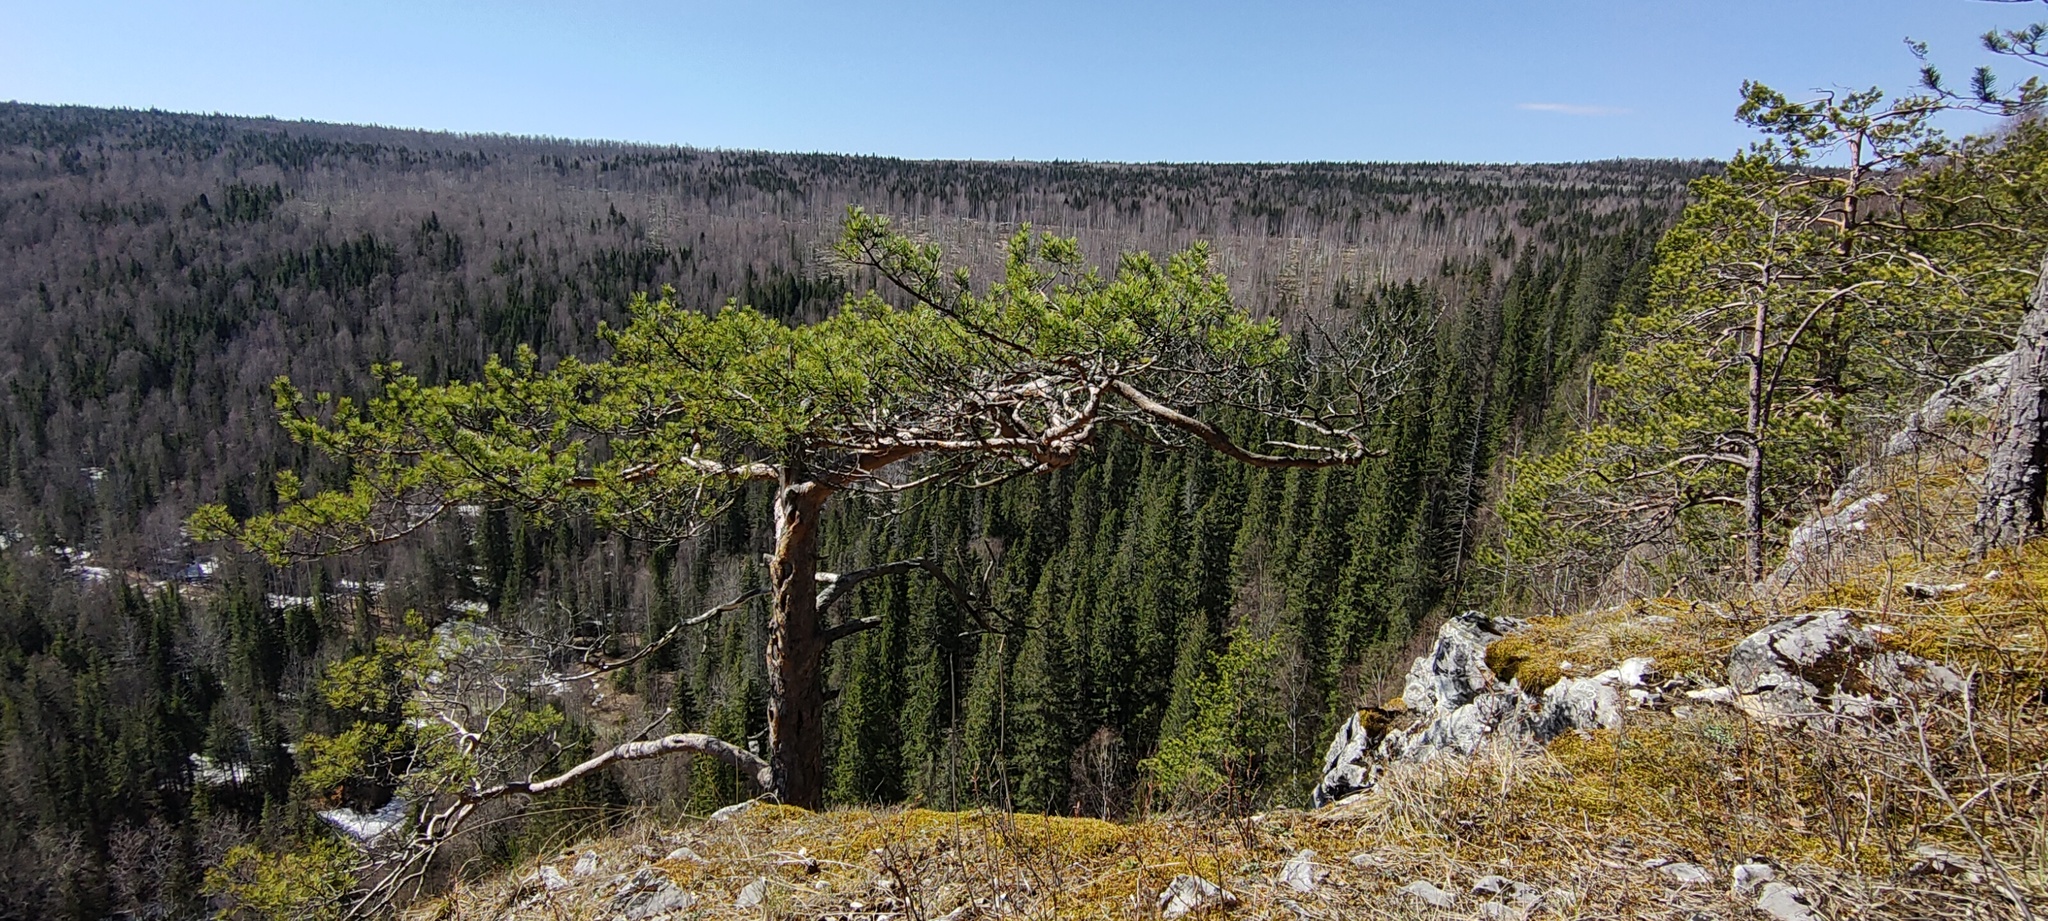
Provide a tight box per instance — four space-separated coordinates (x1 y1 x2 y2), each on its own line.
398 354 2045 921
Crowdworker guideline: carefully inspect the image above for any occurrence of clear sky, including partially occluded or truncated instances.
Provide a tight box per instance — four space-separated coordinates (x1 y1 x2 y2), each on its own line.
3 1 2043 163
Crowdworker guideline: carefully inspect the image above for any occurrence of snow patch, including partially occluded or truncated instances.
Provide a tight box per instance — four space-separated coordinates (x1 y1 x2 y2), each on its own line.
320 797 409 844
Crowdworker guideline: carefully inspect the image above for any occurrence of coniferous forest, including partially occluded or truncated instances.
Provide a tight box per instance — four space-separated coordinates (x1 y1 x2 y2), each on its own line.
0 102 1699 917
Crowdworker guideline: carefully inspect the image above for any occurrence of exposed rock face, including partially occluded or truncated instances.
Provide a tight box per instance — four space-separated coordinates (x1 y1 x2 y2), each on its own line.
1313 612 1641 807
1312 599 1977 808
1312 711 1384 807
1773 493 1888 586
1408 613 1522 714
1373 613 1529 763
1774 354 2006 585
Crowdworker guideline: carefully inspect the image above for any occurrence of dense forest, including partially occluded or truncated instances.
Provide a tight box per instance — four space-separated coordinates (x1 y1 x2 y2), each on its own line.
0 102 1708 918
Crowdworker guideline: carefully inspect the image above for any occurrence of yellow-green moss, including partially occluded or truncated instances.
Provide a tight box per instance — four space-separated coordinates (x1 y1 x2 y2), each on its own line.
1485 632 1564 692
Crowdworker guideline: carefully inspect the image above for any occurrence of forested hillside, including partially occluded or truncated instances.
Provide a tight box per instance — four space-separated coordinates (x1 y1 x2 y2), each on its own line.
0 103 1701 919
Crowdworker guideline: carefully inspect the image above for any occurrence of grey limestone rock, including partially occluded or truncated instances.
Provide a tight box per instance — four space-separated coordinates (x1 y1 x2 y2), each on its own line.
1727 610 1963 720
1472 874 1542 908
1159 874 1238 918
735 877 769 909
1312 711 1381 807
1396 880 1456 908
1655 861 1712 886
1537 675 1624 736
1732 860 1775 895
611 870 697 920
1728 610 1877 718
1313 612 1658 807
1755 881 1819 921
1279 849 1318 893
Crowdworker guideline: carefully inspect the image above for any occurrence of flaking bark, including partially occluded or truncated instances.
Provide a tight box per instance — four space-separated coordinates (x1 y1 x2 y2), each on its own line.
1975 254 2048 555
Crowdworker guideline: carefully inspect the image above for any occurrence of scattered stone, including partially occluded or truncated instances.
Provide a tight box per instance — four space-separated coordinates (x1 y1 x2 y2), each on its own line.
1732 860 1775 894
1348 851 1387 869
1656 861 1712 885
1472 875 1542 909
1907 844 1983 883
709 800 755 823
1755 882 1818 921
663 845 704 863
1614 657 1659 687
617 867 665 893
1471 875 1514 896
1686 686 1738 705
1159 874 1238 918
534 865 570 891
1396 880 1456 909
735 877 769 910
1476 901 1523 920
1903 581 1968 600
572 852 599 876
613 876 696 920
1279 849 1318 893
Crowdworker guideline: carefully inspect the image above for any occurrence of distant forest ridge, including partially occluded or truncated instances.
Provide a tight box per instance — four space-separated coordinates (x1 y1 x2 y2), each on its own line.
0 102 1710 317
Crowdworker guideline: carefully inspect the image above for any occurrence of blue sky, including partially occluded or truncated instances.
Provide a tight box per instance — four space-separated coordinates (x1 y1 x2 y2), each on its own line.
2 1 2042 163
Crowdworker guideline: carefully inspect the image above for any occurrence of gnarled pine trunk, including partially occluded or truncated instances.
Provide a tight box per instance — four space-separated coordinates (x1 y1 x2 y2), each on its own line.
766 476 830 808
1976 255 2048 556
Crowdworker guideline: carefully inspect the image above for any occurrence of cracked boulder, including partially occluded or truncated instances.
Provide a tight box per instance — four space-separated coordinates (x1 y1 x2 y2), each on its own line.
1314 612 1659 807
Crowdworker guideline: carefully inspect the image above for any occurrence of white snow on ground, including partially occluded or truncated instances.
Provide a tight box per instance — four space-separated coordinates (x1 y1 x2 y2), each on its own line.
319 797 409 844
189 754 250 786
267 594 316 610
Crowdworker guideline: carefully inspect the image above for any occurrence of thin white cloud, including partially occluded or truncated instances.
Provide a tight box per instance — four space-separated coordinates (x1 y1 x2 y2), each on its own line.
1517 102 1633 117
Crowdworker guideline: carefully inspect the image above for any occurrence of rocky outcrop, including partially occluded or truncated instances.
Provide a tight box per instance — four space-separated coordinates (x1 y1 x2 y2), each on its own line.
1720 609 1962 721
1313 612 1653 807
1774 354 2007 586
1314 605 1965 807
